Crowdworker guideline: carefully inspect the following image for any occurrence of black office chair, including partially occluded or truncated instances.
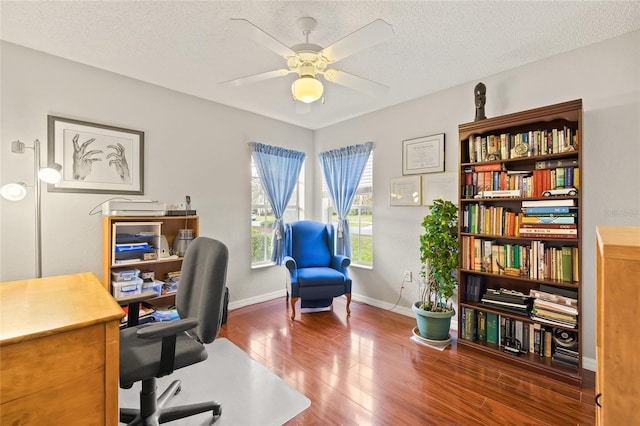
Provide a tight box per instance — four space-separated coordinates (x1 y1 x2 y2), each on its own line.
119 237 229 425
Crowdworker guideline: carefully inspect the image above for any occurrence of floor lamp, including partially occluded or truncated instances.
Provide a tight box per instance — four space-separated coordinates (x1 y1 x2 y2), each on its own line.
1 139 62 278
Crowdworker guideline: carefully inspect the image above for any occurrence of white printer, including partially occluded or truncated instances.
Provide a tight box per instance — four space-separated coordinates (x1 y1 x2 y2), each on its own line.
102 200 166 216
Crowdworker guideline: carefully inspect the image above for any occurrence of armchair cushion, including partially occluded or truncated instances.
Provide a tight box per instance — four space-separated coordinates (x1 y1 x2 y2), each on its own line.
297 267 347 287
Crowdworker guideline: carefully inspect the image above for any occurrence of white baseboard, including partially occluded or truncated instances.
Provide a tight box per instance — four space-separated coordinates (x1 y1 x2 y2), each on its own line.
227 288 286 311
227 290 596 372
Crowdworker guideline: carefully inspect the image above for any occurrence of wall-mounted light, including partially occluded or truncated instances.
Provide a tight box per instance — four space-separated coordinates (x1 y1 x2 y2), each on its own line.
291 75 324 104
1 139 62 278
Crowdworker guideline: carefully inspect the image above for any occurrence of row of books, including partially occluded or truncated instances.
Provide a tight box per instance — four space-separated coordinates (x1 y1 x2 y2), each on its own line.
461 202 577 237
462 203 522 236
467 127 578 163
461 237 579 282
462 165 579 199
460 307 579 367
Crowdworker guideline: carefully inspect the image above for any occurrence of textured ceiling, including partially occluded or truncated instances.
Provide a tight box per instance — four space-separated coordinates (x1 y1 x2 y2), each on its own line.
2 1 640 130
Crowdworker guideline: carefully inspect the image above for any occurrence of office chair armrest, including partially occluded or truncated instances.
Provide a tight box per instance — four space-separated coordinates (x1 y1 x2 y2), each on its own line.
115 291 158 306
116 291 158 327
283 256 297 273
136 318 200 339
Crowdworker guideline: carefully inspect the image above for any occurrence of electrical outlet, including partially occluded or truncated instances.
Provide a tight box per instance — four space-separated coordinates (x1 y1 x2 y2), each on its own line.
403 270 412 282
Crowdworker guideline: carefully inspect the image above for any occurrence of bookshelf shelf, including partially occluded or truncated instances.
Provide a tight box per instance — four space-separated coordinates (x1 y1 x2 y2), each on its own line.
457 99 583 384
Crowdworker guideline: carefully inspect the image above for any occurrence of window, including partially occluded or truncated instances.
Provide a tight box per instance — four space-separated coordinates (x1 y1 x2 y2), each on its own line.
323 153 373 267
251 157 304 267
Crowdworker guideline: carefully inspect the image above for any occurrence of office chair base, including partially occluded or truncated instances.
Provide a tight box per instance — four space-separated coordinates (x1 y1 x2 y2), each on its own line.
121 378 221 425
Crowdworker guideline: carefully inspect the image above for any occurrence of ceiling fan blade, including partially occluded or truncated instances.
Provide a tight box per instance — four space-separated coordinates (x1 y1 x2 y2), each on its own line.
228 18 296 58
221 69 292 87
321 19 394 62
323 69 389 97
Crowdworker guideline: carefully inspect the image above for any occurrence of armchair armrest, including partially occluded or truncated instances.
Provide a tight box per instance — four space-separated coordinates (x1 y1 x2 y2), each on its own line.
283 256 297 273
331 255 351 272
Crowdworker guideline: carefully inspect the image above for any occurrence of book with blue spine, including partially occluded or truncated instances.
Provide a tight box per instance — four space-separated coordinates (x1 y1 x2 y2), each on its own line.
522 206 571 214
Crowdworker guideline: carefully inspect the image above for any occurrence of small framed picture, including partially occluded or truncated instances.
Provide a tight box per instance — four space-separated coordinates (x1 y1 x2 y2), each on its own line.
402 133 445 175
47 115 144 194
389 175 422 206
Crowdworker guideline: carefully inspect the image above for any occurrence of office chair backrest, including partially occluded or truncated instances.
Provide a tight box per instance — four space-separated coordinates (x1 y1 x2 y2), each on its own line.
288 221 334 268
176 237 229 344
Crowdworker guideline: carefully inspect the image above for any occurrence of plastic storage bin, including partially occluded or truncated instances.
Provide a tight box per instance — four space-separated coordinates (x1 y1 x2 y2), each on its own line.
142 280 163 297
112 277 143 298
111 269 140 282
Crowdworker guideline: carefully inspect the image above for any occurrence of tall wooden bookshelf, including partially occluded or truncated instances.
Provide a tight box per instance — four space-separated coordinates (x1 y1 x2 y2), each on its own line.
457 99 583 384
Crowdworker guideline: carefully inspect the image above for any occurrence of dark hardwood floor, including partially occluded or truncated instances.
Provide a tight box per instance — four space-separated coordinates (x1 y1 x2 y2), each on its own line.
219 297 595 425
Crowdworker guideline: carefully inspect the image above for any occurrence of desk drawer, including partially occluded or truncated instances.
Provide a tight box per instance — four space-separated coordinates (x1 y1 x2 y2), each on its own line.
1 324 108 424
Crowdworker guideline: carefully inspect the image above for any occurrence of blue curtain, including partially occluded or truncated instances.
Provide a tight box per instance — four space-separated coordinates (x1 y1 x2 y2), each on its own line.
250 143 305 265
318 142 373 257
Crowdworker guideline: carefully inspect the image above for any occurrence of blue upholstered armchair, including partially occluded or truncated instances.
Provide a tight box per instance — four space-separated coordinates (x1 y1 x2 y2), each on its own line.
283 220 352 320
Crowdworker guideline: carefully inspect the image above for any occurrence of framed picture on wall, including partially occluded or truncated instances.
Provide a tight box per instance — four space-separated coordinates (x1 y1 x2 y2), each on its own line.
47 115 144 194
402 133 445 175
389 175 422 206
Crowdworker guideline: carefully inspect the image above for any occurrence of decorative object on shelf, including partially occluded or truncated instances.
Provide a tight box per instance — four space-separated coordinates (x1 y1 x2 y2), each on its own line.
173 228 195 256
47 115 144 195
474 82 487 121
1 139 62 278
413 198 458 340
402 133 445 175
389 175 421 206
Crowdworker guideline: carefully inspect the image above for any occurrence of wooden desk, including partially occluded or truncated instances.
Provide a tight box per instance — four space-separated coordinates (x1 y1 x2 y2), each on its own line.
0 272 124 425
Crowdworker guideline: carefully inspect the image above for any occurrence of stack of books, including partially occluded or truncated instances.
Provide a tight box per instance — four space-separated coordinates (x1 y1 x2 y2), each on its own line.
529 286 578 328
479 288 533 316
520 199 578 239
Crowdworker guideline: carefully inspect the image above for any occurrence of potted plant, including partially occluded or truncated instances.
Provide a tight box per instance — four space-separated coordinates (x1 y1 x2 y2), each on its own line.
412 198 459 341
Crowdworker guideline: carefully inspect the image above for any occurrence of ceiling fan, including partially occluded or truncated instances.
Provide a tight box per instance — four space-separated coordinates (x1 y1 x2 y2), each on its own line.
222 17 394 104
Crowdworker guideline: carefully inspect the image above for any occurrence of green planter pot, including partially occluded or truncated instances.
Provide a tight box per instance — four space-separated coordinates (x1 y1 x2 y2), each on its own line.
412 302 455 341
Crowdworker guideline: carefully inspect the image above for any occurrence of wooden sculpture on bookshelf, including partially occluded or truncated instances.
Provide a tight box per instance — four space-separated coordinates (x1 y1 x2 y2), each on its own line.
474 82 487 121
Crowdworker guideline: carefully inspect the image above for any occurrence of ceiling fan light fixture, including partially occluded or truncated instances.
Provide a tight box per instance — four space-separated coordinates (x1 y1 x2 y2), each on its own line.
291 75 324 104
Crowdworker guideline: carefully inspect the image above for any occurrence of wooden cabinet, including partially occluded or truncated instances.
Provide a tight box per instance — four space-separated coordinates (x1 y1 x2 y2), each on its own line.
457 99 583 384
102 215 199 306
596 226 640 425
0 273 123 425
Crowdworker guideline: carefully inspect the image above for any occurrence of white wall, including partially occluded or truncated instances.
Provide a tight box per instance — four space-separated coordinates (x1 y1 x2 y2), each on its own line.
314 29 640 369
2 30 639 370
0 41 314 304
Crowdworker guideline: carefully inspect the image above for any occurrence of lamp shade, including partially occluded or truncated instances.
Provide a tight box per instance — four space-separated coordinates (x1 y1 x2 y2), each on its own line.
1 182 28 201
38 163 62 184
291 76 323 104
